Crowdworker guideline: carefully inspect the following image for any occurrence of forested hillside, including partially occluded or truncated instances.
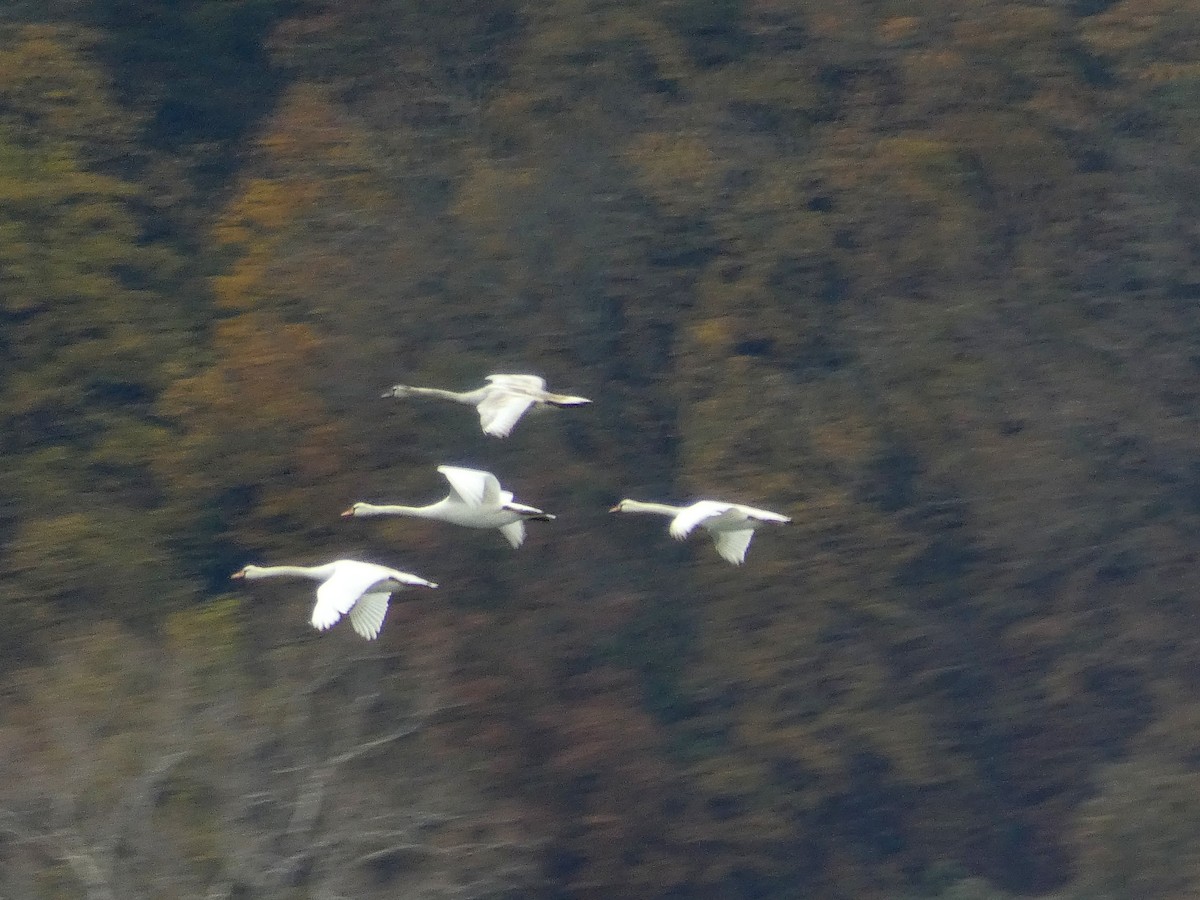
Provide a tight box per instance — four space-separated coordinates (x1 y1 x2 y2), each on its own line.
3 0 1200 897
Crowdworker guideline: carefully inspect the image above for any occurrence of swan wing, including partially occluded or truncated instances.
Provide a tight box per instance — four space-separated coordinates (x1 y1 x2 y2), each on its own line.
312 564 392 632
486 374 546 393
477 391 535 437
438 465 501 508
669 501 733 541
498 520 526 548
347 591 390 640
712 529 755 565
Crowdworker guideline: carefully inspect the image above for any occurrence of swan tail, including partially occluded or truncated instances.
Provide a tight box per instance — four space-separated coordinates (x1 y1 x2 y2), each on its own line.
399 575 438 589
749 511 792 525
544 394 591 407
505 501 555 521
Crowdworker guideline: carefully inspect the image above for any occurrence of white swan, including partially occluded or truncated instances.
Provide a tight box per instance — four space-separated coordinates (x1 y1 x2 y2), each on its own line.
343 465 555 548
230 559 437 640
609 499 791 565
382 374 591 437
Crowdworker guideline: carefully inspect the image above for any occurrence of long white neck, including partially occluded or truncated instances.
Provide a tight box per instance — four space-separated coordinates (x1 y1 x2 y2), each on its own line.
351 502 445 520
619 500 684 517
407 386 486 405
244 564 334 582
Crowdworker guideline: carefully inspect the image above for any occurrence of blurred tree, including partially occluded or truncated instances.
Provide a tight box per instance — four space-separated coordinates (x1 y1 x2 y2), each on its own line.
88 0 295 181
155 83 417 574
1066 757 1200 899
0 25 200 647
5 1 1200 898
0 612 542 898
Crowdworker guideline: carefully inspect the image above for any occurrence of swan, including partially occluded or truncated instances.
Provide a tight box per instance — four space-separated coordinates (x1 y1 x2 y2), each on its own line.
230 559 437 640
609 499 791 565
381 374 591 437
343 465 555 548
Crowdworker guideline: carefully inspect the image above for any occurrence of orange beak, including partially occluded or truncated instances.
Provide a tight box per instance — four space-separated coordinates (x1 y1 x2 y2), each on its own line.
608 505 621 513
230 570 245 580
340 507 355 518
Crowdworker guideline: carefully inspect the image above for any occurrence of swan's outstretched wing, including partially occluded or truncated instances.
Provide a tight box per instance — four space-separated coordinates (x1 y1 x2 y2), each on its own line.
312 565 394 632
348 591 390 640
438 465 501 508
668 501 734 541
486 374 546 393
712 529 756 565
498 520 526 548
477 391 535 438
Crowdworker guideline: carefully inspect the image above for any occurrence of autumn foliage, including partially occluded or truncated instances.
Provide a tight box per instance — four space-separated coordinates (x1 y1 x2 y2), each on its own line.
3 1 1200 898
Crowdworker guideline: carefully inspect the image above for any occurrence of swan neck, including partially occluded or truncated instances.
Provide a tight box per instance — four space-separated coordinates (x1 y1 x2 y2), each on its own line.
247 564 327 581
408 386 482 404
622 501 683 517
358 503 442 519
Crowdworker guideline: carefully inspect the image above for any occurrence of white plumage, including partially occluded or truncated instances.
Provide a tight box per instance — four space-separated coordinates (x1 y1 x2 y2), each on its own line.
610 498 791 565
343 465 555 549
231 559 437 640
382 374 591 437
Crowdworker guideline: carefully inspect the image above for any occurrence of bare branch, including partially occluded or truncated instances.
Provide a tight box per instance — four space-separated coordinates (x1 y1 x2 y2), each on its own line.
102 750 192 866
324 720 425 768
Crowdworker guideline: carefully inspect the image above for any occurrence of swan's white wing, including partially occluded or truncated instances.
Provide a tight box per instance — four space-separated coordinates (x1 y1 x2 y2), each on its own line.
480 472 503 507
347 591 390 640
438 465 501 508
712 529 755 565
668 501 733 541
498 520 526 548
311 563 396 632
486 374 546 392
477 391 535 438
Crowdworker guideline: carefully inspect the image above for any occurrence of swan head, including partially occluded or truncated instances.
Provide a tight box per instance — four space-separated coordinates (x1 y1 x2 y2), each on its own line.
381 384 413 399
341 502 372 518
231 564 265 580
609 499 635 513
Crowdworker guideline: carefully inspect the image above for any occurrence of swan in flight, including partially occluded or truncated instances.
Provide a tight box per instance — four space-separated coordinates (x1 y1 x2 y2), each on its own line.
230 559 437 640
343 465 555 548
382 374 591 437
609 499 791 565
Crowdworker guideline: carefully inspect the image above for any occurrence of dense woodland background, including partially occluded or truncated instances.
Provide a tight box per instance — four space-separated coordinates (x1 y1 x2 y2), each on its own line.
2 0 1200 896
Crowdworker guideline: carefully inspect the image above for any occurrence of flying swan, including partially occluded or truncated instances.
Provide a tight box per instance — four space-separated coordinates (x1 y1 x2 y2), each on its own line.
381 374 591 437
609 499 791 565
230 559 437 640
343 465 555 548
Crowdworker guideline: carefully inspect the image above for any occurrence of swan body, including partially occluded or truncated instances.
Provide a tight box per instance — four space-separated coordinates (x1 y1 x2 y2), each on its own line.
609 499 791 565
230 559 437 639
382 374 591 437
343 465 554 548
